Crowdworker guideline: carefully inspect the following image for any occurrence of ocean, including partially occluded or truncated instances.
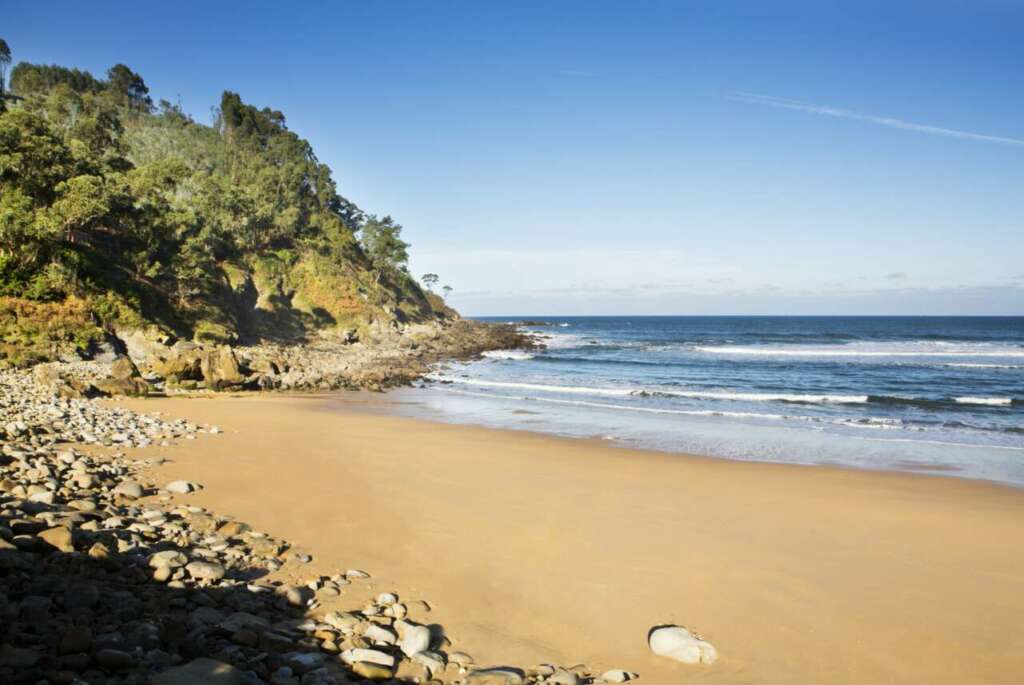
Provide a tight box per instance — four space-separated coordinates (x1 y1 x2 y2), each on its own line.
394 316 1024 486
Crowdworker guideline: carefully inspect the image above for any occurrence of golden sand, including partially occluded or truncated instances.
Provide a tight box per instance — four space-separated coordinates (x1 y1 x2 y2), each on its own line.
123 393 1024 684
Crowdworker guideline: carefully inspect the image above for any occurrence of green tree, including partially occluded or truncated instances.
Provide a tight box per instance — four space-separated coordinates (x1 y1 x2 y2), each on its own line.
106 64 152 111
0 39 11 111
421 273 439 291
442 285 452 300
360 215 409 283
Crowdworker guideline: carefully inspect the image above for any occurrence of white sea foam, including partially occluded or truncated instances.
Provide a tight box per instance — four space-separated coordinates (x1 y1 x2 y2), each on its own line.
536 331 590 349
648 389 868 404
431 376 869 404
955 396 1013 406
432 376 635 396
945 363 1024 369
696 341 1024 358
436 387 906 430
481 349 535 360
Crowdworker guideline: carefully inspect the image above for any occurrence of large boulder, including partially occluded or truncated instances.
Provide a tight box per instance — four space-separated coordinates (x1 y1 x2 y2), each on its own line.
648 625 717 665
110 355 141 380
153 346 203 384
200 346 245 391
115 326 174 366
94 377 150 397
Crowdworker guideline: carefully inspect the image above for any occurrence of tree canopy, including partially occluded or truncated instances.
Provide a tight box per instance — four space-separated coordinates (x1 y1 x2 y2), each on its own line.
0 40 450 349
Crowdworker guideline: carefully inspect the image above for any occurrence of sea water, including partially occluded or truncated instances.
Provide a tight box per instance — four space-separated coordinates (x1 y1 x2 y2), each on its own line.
395 317 1024 486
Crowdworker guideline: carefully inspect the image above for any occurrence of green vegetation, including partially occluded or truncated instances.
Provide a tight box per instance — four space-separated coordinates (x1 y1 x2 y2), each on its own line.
0 40 453 362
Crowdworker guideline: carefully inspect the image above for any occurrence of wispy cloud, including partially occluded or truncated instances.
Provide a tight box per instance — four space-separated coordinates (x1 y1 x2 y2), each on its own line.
729 92 1024 146
885 272 908 280
556 69 593 77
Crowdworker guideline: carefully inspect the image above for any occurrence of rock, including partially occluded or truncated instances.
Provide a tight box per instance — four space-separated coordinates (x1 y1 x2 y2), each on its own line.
59 626 93 654
599 670 638 683
648 625 717 665
88 541 114 563
186 560 226 581
282 585 310 607
200 346 246 391
412 651 446 678
38 525 74 552
149 549 189 568
217 520 249 537
547 668 581 685
345 569 370 579
113 479 144 499
96 648 136 669
352 661 393 680
166 480 201 494
65 582 100 610
363 624 397 645
94 376 151 397
466 667 526 685
0 643 40 668
154 348 203 383
375 592 397 605
341 648 395 667
399 623 431 656
219 612 270 633
324 611 361 632
449 651 475 667
285 652 325 675
110 356 141 380
150 657 246 684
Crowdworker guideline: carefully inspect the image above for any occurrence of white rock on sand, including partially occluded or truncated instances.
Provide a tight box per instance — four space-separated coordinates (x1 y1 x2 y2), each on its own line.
648 625 717 664
399 623 431 656
166 480 201 494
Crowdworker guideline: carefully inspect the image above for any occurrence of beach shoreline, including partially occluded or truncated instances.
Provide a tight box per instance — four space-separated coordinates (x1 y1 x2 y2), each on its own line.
122 390 1024 684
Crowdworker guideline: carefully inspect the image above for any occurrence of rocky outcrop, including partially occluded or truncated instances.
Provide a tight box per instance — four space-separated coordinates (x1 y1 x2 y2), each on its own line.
100 320 539 394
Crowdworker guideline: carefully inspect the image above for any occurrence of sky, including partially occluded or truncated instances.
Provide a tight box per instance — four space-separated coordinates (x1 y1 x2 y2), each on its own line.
4 1 1023 315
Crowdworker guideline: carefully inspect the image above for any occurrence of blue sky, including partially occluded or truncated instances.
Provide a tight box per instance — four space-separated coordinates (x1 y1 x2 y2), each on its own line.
5 1 1023 315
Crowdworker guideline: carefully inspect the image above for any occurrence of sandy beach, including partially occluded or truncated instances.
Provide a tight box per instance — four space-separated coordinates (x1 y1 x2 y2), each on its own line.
115 392 1024 684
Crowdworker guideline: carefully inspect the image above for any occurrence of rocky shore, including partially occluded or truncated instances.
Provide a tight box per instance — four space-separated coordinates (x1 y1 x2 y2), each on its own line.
0 360 645 684
27 320 537 398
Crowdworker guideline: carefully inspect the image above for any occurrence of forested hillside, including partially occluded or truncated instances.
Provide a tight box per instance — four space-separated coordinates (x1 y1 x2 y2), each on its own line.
0 40 453 364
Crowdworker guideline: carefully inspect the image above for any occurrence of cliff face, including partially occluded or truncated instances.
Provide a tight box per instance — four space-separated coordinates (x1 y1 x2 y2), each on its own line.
0 61 456 367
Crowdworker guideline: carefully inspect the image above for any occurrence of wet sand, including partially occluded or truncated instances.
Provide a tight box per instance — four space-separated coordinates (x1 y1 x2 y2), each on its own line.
123 393 1024 684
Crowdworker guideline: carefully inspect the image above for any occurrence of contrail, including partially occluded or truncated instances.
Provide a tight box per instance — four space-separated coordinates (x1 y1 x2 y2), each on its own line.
729 92 1024 146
